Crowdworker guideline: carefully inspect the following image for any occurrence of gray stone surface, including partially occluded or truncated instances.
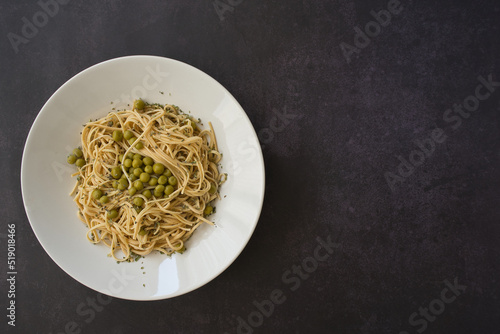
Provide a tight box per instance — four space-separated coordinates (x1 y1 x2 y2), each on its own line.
1 0 499 333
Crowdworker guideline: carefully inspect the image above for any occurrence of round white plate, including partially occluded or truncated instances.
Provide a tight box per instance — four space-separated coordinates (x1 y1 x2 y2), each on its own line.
21 56 265 300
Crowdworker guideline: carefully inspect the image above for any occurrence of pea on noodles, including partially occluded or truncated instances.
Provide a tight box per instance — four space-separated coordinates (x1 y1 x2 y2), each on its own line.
68 102 224 262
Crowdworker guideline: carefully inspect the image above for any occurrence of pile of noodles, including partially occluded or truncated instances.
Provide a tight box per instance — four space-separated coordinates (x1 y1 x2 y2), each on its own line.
70 103 224 261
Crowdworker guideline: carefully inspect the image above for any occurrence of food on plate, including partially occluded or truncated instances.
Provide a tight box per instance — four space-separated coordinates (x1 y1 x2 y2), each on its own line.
66 100 225 262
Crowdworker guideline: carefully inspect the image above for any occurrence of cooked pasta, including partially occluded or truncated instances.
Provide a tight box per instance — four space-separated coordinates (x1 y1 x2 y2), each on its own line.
67 100 225 262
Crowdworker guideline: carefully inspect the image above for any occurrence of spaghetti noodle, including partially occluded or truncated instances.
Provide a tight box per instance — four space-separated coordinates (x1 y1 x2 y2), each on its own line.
68 101 224 262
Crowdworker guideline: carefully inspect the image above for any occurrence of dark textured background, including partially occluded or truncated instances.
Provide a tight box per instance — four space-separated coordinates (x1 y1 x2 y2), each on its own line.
1 0 500 333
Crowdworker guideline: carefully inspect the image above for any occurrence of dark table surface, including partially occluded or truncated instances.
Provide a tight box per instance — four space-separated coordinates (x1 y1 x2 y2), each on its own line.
1 0 500 333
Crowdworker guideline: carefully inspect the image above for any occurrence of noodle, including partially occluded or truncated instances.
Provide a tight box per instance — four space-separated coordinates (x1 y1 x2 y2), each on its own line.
69 102 224 262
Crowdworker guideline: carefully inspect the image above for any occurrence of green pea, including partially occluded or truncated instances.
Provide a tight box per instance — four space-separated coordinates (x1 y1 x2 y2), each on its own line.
99 196 109 204
155 185 165 194
144 165 153 174
129 174 138 182
209 183 217 194
111 166 122 179
134 205 142 213
133 197 144 206
133 154 142 160
149 177 158 186
133 168 143 177
158 175 167 185
124 130 134 140
112 130 123 141
128 137 137 146
123 159 132 168
138 228 147 236
190 121 198 132
143 157 153 166
112 180 119 189
164 185 174 196
163 169 172 177
132 159 143 168
73 148 83 158
75 159 85 168
92 189 103 200
67 155 76 164
204 205 213 216
168 176 178 186
126 152 134 159
133 180 144 191
108 209 118 219
140 173 150 183
134 99 145 110
135 141 144 149
153 190 163 198
118 154 124 162
119 178 128 187
128 187 137 196
117 183 127 191
153 163 165 174
142 189 152 199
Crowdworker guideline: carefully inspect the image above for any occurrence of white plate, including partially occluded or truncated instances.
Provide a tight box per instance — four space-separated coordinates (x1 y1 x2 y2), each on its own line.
21 56 265 300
